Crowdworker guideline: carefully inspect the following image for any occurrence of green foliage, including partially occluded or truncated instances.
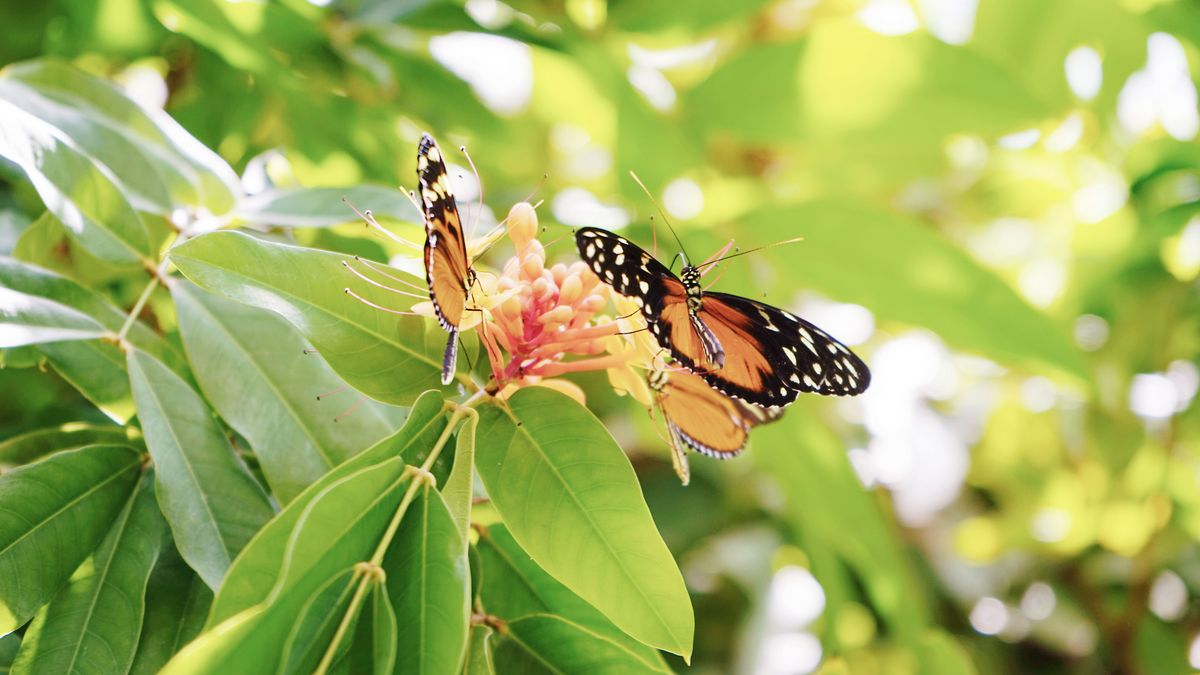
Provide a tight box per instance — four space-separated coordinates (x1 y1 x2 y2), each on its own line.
0 1 1196 673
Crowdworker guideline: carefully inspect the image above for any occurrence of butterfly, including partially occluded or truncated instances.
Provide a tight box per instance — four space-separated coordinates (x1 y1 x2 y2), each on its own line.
576 226 870 407
418 133 476 385
647 365 783 484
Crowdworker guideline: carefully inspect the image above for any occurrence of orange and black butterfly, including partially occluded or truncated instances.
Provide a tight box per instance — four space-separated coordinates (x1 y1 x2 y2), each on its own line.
648 365 782 483
577 227 870 407
418 133 476 385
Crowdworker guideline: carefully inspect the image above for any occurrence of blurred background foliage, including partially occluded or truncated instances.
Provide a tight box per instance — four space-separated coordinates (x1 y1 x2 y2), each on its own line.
2 0 1200 673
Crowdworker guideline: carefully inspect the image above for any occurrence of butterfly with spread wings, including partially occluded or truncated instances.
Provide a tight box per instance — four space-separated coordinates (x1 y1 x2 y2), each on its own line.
418 133 476 385
647 365 783 484
577 227 870 407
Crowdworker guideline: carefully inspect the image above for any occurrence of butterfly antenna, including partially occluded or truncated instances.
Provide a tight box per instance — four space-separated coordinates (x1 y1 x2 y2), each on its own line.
459 144 485 240
343 197 420 250
630 171 689 264
695 236 805 270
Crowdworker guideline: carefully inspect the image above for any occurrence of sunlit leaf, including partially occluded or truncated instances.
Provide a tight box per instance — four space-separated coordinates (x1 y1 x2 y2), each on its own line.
206 390 447 626
475 523 669 669
0 444 141 634
11 473 167 675
441 411 477 539
236 185 421 228
0 286 107 347
173 281 399 503
170 231 463 405
384 486 470 675
279 567 358 675
161 458 413 674
0 100 149 264
127 348 274 589
1 59 238 214
475 387 693 659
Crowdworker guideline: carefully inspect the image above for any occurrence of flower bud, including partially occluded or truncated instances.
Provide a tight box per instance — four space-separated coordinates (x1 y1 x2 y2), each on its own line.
506 202 538 251
558 274 583 306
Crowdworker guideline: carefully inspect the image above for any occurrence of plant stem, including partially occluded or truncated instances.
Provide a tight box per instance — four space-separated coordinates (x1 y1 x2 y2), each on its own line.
313 389 487 675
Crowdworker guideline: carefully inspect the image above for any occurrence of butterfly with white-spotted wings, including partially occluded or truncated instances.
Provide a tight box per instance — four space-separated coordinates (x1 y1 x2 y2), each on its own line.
576 226 870 408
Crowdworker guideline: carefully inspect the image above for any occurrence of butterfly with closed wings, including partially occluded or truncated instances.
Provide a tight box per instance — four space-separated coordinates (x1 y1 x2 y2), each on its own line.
577 227 870 408
418 133 476 385
647 363 783 484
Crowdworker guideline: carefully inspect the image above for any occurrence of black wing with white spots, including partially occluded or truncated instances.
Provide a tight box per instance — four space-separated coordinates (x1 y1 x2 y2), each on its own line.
575 226 677 318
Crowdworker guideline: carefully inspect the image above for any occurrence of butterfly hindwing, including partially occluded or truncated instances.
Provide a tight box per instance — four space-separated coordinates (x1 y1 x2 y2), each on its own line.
654 368 783 460
418 133 472 384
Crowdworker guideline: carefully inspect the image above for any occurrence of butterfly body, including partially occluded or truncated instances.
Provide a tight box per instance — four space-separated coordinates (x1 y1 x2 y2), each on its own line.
577 226 870 408
418 133 473 385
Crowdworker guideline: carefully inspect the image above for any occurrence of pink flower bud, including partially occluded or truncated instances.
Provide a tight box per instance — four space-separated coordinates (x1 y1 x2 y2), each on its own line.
506 202 538 250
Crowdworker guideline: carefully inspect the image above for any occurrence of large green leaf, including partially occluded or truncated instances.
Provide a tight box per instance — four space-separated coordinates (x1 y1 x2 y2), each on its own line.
0 256 188 422
279 567 359 675
0 444 141 634
170 230 462 405
129 546 213 675
0 286 107 347
475 387 693 659
0 634 19 673
475 524 669 670
384 486 470 675
742 199 1086 379
752 407 928 645
496 615 670 674
127 348 274 589
441 411 477 539
0 99 149 264
11 472 167 675
161 458 413 674
0 422 129 467
173 281 398 503
236 185 421 228
207 390 447 626
1 59 238 214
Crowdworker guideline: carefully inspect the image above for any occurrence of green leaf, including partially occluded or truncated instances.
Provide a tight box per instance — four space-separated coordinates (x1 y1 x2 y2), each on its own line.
11 472 167 675
129 546 213 675
0 423 129 467
462 625 496 675
173 281 398 503
206 390 447 626
0 256 188 423
0 286 107 347
236 185 421 228
127 348 274 589
0 634 18 673
161 459 414 674
339 580 398 675
499 614 671 674
746 199 1087 379
442 411 477 539
475 524 668 670
170 230 461 405
0 99 149 264
752 408 928 645
1 59 238 214
0 444 141 634
475 388 693 660
384 486 470 675
279 567 359 675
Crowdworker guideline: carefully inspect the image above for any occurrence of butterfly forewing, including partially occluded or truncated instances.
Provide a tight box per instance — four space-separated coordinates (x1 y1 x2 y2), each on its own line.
419 133 471 332
702 293 871 397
